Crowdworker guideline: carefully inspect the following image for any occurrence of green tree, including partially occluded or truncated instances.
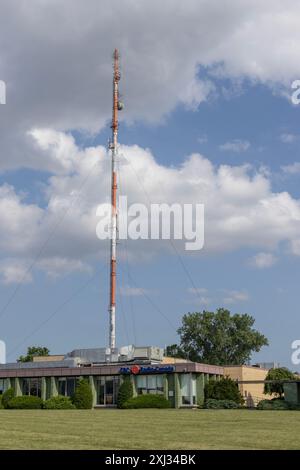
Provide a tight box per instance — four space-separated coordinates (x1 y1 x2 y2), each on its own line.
166 308 268 365
264 367 295 398
17 346 50 362
117 376 133 409
73 379 93 409
165 344 185 359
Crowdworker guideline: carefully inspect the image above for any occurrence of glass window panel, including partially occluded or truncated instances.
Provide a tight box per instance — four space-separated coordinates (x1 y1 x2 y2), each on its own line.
147 375 157 390
67 378 75 397
58 378 66 396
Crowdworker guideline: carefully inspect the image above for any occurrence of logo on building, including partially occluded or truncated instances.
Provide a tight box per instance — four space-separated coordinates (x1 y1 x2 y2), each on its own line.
119 365 175 374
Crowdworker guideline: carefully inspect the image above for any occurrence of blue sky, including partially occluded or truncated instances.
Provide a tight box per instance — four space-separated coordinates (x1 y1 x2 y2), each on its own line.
1 1 300 370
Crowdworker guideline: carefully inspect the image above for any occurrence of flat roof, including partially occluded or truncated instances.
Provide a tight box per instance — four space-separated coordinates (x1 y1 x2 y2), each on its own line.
0 361 224 378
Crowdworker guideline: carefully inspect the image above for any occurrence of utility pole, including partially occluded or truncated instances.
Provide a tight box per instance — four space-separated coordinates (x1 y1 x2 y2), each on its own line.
108 49 123 351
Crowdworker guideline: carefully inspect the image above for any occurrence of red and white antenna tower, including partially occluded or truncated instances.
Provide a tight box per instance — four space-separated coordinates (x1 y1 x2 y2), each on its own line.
108 49 123 351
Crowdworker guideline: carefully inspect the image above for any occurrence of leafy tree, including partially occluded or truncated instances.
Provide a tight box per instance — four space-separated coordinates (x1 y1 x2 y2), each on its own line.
166 308 268 365
204 377 244 404
264 367 295 398
117 376 133 409
73 379 93 409
165 344 185 359
17 346 50 363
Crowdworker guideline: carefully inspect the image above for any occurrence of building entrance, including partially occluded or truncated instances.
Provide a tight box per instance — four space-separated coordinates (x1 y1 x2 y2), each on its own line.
96 376 119 406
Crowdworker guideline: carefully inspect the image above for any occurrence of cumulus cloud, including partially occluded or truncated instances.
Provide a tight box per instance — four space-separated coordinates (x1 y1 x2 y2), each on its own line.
0 129 299 281
248 252 278 269
187 287 208 295
223 290 249 304
1 1 300 171
280 133 299 144
219 139 250 152
120 286 150 297
0 259 33 285
281 162 300 175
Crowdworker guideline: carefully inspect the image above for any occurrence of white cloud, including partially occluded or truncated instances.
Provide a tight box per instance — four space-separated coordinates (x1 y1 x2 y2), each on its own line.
249 252 278 269
219 139 250 152
281 162 300 175
37 258 92 279
120 286 149 297
187 287 208 295
223 290 249 304
280 133 299 143
1 130 300 280
0 260 33 285
1 2 300 171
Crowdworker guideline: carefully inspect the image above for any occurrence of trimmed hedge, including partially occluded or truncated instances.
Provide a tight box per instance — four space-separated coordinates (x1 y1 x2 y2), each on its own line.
204 399 240 409
123 394 170 409
257 399 300 410
2 388 14 409
205 377 244 405
7 396 43 409
72 379 93 409
44 395 75 409
117 376 133 409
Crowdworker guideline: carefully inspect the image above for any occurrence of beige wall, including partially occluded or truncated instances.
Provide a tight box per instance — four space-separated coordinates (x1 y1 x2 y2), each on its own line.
224 365 272 406
32 355 65 362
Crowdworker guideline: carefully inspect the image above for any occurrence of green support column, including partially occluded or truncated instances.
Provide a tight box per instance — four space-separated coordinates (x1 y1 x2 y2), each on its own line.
196 373 205 407
174 373 181 409
15 377 22 397
130 375 137 397
50 377 58 397
6 378 11 391
89 376 97 407
163 374 168 401
41 377 46 401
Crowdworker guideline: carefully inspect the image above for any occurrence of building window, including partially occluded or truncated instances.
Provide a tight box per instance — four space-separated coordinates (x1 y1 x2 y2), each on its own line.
0 379 7 395
180 374 196 406
136 374 164 395
21 378 42 397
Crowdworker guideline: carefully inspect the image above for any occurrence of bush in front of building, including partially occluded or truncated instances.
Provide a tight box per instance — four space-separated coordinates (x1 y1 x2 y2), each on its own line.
117 376 133 409
72 378 93 409
257 398 300 410
123 394 170 409
7 396 43 409
205 377 244 405
1 388 14 409
44 395 75 409
204 398 240 409
0 395 3 409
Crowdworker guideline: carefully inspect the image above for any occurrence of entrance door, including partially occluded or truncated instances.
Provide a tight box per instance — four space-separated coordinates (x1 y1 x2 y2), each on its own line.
96 377 118 406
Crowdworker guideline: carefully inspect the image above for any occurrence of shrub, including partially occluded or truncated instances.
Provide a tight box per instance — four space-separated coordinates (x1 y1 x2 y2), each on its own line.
123 394 170 409
204 399 240 409
204 377 244 405
257 398 293 410
0 395 3 409
44 395 75 409
2 388 14 409
7 396 43 409
117 376 133 409
72 379 93 409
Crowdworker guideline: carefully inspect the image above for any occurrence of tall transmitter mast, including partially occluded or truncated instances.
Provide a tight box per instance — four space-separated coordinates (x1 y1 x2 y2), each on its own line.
108 49 123 351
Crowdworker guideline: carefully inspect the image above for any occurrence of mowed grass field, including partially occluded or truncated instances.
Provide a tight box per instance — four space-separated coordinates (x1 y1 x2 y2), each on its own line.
0 409 299 450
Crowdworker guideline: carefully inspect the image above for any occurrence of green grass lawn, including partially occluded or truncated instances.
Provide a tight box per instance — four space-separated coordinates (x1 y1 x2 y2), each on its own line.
0 409 299 450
